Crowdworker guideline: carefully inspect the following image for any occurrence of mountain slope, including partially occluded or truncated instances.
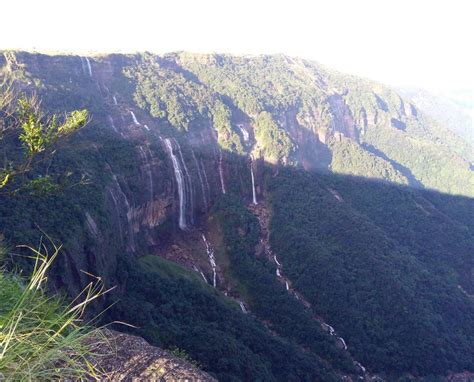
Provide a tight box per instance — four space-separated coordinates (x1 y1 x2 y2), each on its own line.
0 51 473 380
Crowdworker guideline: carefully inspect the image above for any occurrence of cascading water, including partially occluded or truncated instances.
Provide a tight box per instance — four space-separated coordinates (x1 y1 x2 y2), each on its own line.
286 281 289 290
337 337 348 350
202 234 217 287
251 164 258 205
108 115 118 133
175 140 194 225
110 173 135 252
139 147 154 204
219 151 226 194
200 159 211 203
80 57 86 75
238 126 249 141
144 125 150 131
113 96 118 105
192 149 208 210
130 111 140 125
273 255 281 266
164 138 187 230
85 57 93 77
276 268 281 277
193 266 208 284
239 301 248 314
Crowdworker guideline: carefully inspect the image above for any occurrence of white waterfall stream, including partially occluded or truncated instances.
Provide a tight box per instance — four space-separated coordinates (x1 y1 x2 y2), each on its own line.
251 165 258 205
80 57 86 75
238 126 249 141
285 281 289 290
113 96 118 105
219 151 226 194
273 255 281 266
200 159 211 203
192 150 208 210
239 301 248 314
130 111 140 125
144 125 150 131
111 174 135 252
175 140 194 225
337 337 348 350
85 57 92 77
164 138 187 230
193 266 208 284
202 234 217 287
139 147 154 203
108 115 118 133
200 271 208 283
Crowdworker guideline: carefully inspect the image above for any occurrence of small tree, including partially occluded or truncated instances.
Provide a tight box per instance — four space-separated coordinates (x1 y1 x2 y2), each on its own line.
0 81 88 191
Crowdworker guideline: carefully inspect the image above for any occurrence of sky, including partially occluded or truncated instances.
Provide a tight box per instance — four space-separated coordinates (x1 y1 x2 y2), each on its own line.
1 0 472 92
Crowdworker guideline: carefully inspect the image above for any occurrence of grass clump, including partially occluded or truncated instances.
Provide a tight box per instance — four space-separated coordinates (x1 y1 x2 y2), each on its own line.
0 239 108 381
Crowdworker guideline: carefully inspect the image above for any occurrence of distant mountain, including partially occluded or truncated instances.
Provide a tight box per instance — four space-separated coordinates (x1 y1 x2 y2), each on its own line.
399 87 473 148
1 51 473 381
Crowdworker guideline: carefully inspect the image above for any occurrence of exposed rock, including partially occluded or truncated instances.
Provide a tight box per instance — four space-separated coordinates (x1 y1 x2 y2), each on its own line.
91 330 216 381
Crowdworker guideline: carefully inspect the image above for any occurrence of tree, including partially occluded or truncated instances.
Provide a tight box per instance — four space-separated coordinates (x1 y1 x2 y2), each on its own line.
0 81 88 192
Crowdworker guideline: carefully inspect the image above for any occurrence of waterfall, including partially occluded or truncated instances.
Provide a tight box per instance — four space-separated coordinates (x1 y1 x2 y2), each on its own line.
238 126 249 141
194 266 208 284
175 140 194 225
108 189 124 243
286 281 289 290
276 268 281 277
85 212 99 237
192 150 208 210
200 271 208 284
200 159 211 204
144 125 150 131
108 115 118 133
80 57 86 75
355 362 366 374
164 139 187 230
139 147 154 204
219 151 226 194
251 166 258 205
85 57 93 77
337 337 348 350
113 96 118 105
239 301 248 314
130 111 140 125
111 174 135 252
202 234 217 287
273 255 281 266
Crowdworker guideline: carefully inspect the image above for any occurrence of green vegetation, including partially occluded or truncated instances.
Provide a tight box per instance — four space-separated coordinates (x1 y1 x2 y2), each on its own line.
107 253 344 381
268 168 474 376
1 51 473 380
0 241 106 381
253 111 294 163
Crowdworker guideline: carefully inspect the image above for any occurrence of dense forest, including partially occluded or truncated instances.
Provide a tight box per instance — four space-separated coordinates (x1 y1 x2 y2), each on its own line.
0 51 473 381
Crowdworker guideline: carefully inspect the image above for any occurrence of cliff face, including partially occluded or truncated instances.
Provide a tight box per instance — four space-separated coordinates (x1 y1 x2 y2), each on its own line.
1 51 473 380
91 330 216 381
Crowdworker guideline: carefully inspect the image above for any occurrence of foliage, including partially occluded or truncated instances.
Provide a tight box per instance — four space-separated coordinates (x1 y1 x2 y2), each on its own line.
253 111 294 163
0 83 87 192
0 239 107 381
106 254 342 381
268 168 474 376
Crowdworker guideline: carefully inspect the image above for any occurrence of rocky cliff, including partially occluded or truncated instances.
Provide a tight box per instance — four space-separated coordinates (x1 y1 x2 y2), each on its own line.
0 51 473 381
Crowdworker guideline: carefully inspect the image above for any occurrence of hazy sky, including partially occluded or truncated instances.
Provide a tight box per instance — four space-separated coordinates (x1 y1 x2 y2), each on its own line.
1 0 472 91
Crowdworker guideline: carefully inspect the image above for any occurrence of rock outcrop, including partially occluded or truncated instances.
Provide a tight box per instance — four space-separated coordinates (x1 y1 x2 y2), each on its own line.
91 330 216 381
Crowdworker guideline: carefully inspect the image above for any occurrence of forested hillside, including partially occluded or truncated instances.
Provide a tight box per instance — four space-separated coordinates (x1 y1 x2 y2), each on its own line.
0 51 473 381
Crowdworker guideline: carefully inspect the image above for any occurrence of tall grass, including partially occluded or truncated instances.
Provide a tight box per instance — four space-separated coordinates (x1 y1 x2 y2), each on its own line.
0 239 110 381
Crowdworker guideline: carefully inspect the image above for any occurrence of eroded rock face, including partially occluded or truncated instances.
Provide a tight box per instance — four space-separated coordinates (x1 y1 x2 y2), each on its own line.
91 330 216 382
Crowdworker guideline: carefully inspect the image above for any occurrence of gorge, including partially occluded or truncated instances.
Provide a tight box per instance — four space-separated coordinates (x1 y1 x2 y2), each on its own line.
0 51 473 381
